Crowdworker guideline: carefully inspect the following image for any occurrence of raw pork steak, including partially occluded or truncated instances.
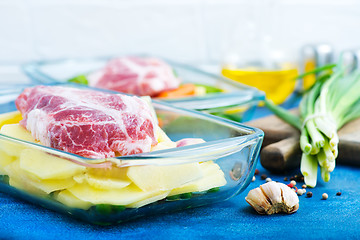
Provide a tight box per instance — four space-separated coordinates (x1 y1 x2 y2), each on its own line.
15 86 157 158
88 57 180 97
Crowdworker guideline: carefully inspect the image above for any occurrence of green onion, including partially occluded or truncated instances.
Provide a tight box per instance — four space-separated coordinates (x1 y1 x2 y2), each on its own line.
265 58 360 187
295 63 336 80
264 99 301 129
300 129 312 154
300 154 317 188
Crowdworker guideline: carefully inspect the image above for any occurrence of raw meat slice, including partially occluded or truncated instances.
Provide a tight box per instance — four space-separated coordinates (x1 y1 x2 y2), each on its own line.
15 86 157 158
88 57 181 97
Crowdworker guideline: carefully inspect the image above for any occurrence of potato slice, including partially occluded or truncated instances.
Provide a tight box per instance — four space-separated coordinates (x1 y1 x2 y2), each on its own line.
5 160 76 194
151 126 176 152
127 191 170 208
199 161 222 175
8 177 45 196
127 163 203 192
169 161 226 196
0 111 22 129
0 124 37 157
55 190 92 210
76 174 131 190
155 126 172 143
20 149 85 180
74 167 131 190
0 151 15 175
67 183 168 206
151 141 177 152
33 178 76 194
0 123 35 142
169 171 226 196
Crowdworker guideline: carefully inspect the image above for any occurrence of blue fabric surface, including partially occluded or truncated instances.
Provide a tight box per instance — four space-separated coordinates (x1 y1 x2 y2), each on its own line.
1 103 360 239
1 164 360 239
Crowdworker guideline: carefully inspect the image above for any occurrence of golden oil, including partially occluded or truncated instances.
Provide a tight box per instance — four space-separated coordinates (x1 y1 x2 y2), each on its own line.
221 64 298 105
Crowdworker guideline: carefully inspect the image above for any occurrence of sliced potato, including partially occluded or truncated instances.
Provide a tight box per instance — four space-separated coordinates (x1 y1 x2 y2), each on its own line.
8 177 46 196
81 174 131 190
34 178 76 194
5 160 76 194
155 126 172 143
169 161 226 196
151 141 177 152
19 149 86 180
127 163 203 192
0 123 35 142
0 151 15 175
151 126 176 152
0 124 37 157
169 171 226 196
67 183 167 206
127 191 170 208
74 167 131 190
0 111 22 129
55 190 92 210
199 161 222 175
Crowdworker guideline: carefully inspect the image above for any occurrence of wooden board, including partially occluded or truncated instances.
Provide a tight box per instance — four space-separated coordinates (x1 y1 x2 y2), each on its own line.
246 111 360 172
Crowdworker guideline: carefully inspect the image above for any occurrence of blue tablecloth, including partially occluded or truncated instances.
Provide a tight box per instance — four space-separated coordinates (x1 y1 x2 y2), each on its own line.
1 104 360 239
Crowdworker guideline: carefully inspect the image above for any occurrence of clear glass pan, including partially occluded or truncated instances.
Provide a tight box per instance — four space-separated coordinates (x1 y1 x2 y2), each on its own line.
0 83 263 225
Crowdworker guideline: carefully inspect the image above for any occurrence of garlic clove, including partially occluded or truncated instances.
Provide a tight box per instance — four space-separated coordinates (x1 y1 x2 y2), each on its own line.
278 182 299 213
245 187 272 214
260 181 284 214
260 181 282 205
245 181 299 215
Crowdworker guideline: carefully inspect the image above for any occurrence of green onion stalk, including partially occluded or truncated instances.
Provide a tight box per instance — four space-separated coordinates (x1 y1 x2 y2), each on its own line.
264 61 360 187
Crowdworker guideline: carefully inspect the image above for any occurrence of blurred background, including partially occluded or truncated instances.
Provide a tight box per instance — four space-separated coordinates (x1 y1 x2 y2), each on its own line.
0 0 359 85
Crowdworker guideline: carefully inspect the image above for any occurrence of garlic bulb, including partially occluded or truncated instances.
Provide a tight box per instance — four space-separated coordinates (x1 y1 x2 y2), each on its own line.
245 181 299 215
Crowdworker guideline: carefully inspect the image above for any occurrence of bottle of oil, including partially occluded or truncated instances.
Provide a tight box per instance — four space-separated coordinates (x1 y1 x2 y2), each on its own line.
221 11 300 105
221 55 299 105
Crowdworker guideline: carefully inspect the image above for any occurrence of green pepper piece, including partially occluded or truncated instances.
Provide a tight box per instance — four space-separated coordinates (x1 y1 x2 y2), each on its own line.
207 187 220 193
211 112 243 122
0 175 9 184
166 195 180 201
95 204 112 215
68 75 89 85
180 192 192 199
194 84 222 94
112 205 126 212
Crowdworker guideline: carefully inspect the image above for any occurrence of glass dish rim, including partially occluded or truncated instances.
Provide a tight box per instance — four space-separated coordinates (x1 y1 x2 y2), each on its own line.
0 83 264 165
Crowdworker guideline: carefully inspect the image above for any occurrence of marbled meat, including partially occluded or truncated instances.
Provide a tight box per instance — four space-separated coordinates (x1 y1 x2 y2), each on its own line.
88 57 180 97
15 86 158 158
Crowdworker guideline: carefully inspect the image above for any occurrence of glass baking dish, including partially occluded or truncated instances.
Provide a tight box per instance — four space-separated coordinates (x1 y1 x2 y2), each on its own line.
0 83 263 225
22 57 265 122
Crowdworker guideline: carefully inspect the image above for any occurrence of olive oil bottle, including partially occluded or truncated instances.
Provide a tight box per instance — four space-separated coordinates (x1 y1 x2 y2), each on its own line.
222 64 298 105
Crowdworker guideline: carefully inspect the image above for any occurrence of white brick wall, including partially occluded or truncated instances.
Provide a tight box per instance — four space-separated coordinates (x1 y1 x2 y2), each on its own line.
0 0 359 82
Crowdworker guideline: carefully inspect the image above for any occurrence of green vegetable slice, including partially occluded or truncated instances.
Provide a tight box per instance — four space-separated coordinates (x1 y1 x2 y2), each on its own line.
68 75 89 85
193 84 223 94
